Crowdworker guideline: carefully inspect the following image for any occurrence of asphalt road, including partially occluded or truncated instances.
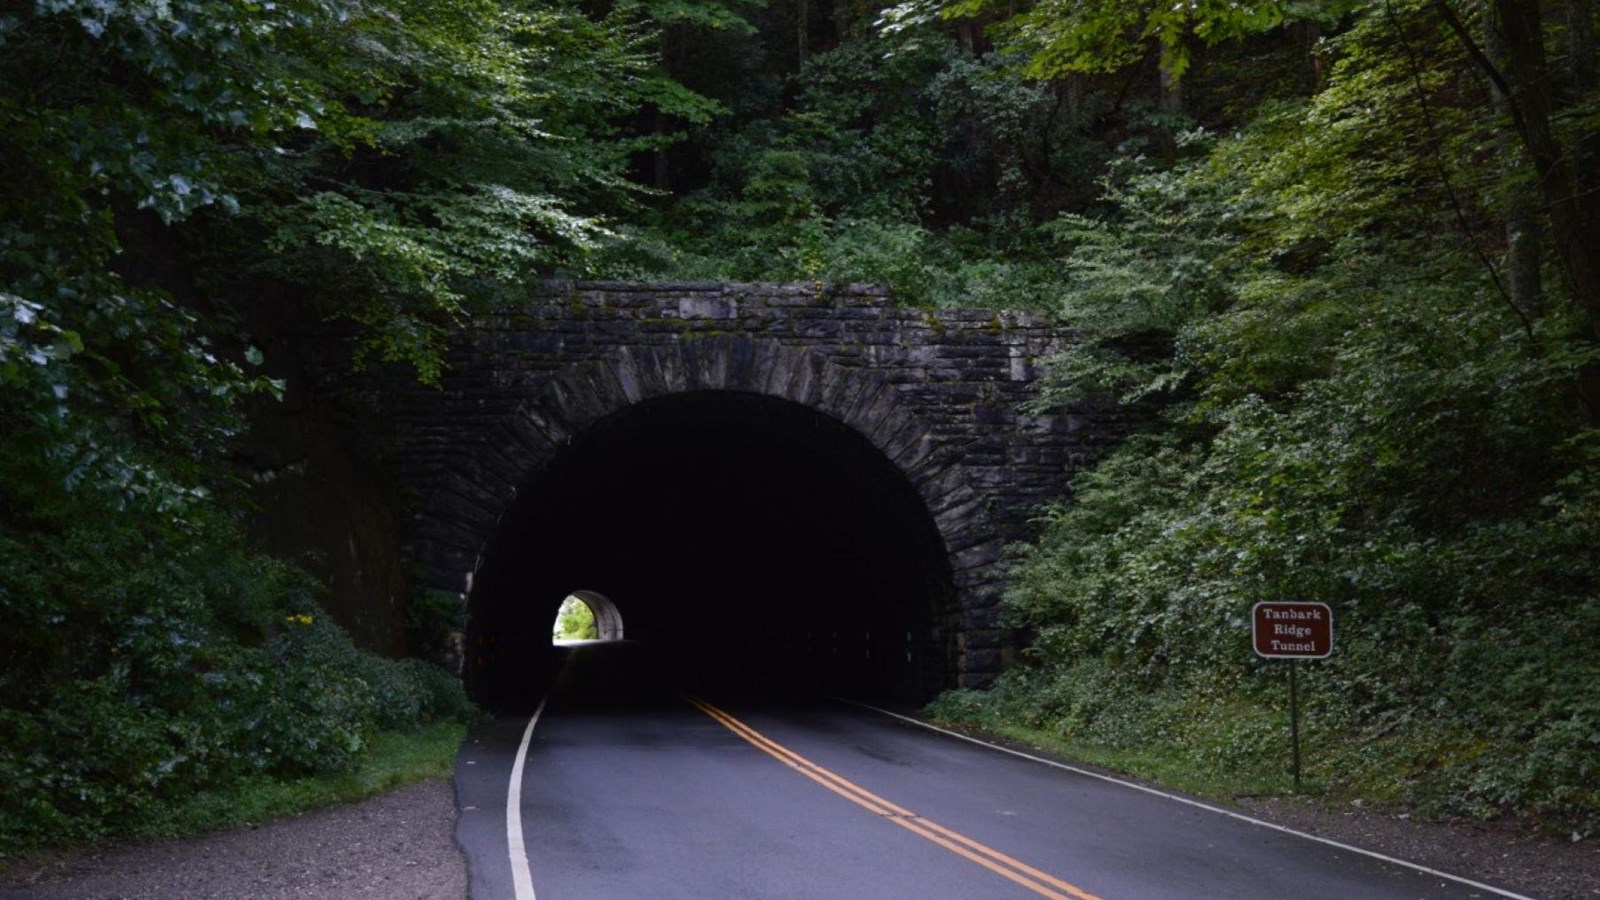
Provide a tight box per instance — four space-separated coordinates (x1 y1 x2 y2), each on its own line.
455 642 1519 900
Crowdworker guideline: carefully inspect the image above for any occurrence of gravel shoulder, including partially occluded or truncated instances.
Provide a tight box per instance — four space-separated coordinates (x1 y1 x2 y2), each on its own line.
0 779 465 900
1235 794 1600 900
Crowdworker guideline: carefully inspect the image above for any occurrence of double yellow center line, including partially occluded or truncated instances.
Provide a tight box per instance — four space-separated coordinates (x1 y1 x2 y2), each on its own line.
686 696 1103 900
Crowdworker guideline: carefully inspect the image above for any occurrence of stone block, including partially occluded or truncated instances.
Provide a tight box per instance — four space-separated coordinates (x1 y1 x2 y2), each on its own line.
656 342 688 393
962 606 1004 630
962 648 1003 673
610 351 645 404
842 376 890 429
953 539 1005 571
933 497 984 536
754 342 797 396
788 351 826 406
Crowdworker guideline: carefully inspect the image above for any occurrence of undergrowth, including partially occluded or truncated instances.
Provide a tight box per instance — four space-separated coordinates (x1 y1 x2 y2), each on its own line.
0 720 466 874
134 720 468 844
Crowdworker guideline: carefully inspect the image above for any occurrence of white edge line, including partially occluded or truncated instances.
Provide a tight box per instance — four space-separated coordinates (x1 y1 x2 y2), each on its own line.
507 695 550 900
835 697 1537 900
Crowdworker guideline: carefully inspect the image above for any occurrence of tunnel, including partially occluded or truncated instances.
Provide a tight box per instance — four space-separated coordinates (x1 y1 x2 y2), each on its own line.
463 390 957 710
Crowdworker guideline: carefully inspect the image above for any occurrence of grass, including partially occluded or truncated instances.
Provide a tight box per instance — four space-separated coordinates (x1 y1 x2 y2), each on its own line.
922 685 1319 806
928 711 1312 800
943 718 1309 803
928 683 1600 842
0 720 467 878
130 720 467 844
104 714 467 845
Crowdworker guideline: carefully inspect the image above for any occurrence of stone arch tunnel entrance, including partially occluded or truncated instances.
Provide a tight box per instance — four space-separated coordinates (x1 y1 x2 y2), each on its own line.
465 391 955 709
373 283 1135 708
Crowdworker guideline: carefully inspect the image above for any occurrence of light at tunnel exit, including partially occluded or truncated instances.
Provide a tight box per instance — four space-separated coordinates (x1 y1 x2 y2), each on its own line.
551 591 624 643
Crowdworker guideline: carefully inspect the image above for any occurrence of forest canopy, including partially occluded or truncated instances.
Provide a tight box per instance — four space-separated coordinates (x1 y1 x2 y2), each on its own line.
2 0 1598 847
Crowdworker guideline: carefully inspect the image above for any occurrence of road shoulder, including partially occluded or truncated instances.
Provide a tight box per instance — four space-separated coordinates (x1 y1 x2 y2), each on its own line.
879 707 1598 900
0 779 466 900
1234 794 1600 900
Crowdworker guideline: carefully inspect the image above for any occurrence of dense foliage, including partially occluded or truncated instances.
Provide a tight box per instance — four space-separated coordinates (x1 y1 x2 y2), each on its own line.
912 2 1600 832
0 0 683 852
3 0 1597 849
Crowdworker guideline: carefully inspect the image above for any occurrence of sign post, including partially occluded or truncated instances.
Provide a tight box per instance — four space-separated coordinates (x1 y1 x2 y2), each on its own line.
1288 658 1300 791
1252 602 1333 792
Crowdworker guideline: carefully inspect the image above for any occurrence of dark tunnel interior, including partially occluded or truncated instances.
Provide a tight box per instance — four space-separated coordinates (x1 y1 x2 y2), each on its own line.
464 391 957 711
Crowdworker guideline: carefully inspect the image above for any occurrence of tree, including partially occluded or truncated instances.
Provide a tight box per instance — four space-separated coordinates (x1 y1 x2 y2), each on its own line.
892 0 1298 81
554 597 600 640
1433 0 1600 415
965 0 1600 830
0 0 698 849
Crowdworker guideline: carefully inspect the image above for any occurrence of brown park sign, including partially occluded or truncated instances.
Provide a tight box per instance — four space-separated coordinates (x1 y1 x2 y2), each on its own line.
1252 602 1334 659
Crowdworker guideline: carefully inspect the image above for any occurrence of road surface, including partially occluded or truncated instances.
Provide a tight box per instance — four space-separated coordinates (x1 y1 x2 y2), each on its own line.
454 642 1520 899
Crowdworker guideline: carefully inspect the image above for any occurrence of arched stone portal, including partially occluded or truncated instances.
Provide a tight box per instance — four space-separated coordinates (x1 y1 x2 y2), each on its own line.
372 283 1135 706
458 344 974 708
565 590 622 641
469 387 956 705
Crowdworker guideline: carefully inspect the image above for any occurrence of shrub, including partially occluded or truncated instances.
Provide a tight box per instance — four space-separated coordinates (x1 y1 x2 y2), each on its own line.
0 531 479 856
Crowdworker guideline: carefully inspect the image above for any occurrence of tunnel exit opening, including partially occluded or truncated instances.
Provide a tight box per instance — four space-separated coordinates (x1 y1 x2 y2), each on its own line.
464 391 957 711
551 590 625 643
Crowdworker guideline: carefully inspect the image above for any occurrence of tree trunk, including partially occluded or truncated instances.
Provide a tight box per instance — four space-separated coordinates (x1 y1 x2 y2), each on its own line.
798 0 809 68
1301 21 1326 92
1565 0 1597 224
654 30 675 192
653 110 670 193
1154 41 1185 159
1485 3 1543 319
1489 0 1600 415
1158 43 1184 115
1569 0 1596 92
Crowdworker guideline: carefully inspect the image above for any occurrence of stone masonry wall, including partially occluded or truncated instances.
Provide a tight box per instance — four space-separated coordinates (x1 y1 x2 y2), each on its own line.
370 282 1137 686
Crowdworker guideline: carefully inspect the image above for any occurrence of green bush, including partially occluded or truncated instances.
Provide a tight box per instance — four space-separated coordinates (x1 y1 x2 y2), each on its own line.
398 658 481 725
0 617 477 856
0 492 479 857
